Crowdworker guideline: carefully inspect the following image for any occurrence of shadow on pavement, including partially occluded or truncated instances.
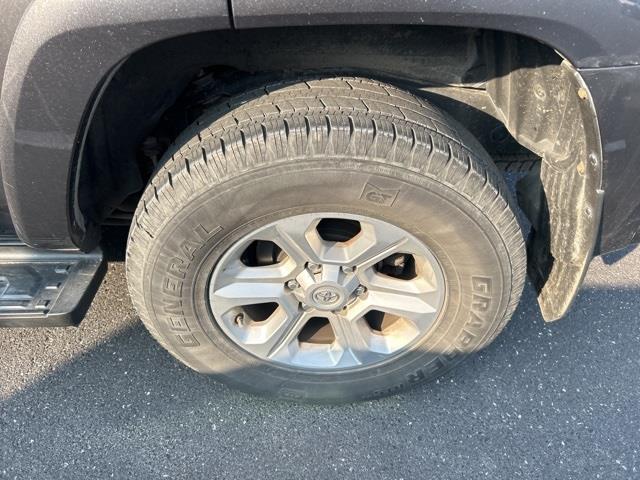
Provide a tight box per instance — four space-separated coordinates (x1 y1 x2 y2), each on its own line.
1 276 639 478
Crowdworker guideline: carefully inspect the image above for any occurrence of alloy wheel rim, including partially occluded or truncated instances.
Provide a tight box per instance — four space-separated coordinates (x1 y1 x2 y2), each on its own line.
208 213 446 371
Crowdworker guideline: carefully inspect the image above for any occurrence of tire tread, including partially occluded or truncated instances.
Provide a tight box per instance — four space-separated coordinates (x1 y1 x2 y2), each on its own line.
127 76 526 394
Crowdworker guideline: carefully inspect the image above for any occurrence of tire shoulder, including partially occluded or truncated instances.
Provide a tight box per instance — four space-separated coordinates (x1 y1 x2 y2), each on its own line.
126 76 526 398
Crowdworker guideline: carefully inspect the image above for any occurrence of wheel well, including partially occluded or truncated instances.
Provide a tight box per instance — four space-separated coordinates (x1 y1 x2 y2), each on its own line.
80 25 559 229
84 24 605 320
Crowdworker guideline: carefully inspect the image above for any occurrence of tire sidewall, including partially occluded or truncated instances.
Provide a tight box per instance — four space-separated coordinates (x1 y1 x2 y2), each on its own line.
140 158 513 402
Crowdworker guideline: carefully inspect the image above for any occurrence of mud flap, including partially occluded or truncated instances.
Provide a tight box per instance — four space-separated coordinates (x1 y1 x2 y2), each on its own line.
487 34 604 321
518 164 604 321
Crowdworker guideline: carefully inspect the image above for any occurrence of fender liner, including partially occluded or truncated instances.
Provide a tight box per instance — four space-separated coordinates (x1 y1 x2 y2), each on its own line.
486 36 604 321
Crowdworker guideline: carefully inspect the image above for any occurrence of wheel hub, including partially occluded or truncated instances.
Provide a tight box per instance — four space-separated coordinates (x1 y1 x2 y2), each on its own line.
311 287 341 307
291 263 359 311
208 213 446 370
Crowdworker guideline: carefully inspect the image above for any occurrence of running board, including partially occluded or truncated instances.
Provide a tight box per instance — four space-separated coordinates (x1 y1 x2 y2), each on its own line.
0 244 105 327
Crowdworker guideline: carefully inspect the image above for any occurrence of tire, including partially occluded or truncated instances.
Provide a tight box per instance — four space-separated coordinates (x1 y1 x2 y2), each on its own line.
126 76 526 403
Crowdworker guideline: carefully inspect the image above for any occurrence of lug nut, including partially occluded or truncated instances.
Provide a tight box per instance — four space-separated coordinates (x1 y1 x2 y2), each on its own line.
301 303 312 311
307 263 322 274
234 313 245 326
341 265 356 274
355 286 367 297
286 279 299 290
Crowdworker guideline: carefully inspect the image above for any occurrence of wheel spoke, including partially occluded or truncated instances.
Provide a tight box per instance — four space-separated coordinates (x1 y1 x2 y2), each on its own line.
329 313 389 366
248 309 309 358
210 260 299 315
259 219 324 265
348 221 409 268
358 272 441 330
303 220 410 266
215 258 296 287
267 310 334 359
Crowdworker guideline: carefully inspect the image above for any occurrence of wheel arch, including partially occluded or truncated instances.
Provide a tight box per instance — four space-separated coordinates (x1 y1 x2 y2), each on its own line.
0 5 607 320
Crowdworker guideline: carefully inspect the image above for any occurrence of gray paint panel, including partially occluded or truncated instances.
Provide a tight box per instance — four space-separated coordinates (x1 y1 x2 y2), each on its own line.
0 0 230 248
581 65 640 253
0 0 31 228
0 0 31 87
231 0 640 69
231 0 640 252
1 0 640 252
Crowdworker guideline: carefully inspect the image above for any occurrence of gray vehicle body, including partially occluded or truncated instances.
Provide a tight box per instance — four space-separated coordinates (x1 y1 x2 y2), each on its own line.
1 0 640 324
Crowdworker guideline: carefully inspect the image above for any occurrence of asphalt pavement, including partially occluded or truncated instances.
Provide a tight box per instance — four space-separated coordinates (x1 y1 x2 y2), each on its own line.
1 244 639 479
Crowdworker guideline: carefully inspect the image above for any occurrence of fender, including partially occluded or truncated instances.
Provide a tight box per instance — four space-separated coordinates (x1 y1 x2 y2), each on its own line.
0 0 632 258
231 2 640 256
0 0 229 249
231 0 640 69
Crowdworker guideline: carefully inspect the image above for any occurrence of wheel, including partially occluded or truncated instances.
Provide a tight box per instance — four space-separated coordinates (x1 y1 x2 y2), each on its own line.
126 77 526 403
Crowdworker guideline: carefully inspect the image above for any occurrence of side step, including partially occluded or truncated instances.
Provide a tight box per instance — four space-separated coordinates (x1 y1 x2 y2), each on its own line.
0 244 106 327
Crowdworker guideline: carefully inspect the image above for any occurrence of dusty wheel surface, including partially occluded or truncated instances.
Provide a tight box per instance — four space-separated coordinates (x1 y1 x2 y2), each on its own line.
126 77 526 403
